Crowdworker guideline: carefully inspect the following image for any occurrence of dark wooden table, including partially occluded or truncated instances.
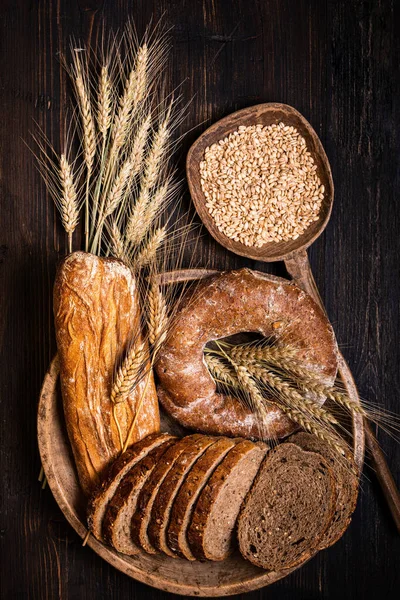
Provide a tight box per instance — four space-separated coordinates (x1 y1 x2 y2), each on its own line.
1 0 399 598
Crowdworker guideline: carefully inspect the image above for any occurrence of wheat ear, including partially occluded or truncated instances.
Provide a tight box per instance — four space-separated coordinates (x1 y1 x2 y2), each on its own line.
59 154 79 252
72 53 96 250
112 44 148 152
133 226 167 271
126 178 172 247
147 277 168 358
109 221 127 262
244 363 339 427
111 343 148 405
228 343 299 365
278 404 346 455
205 354 239 388
103 158 134 218
98 64 113 140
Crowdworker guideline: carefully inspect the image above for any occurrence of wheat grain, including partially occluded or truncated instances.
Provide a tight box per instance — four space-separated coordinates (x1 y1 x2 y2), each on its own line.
133 226 167 270
98 65 113 139
111 342 148 405
200 122 324 247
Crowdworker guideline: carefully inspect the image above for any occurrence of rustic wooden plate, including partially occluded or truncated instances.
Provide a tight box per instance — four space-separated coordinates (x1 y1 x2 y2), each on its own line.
37 270 364 596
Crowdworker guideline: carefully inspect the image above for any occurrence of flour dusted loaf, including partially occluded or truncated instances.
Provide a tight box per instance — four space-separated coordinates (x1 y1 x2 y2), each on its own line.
156 268 338 441
54 252 160 496
237 443 337 571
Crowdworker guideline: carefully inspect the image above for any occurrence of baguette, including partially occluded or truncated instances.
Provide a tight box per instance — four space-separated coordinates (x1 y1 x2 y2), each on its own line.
54 251 160 496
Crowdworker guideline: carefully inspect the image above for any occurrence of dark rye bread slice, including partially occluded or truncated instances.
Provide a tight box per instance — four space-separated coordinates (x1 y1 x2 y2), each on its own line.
102 437 176 555
87 432 175 540
147 434 217 557
187 440 268 561
237 443 337 571
288 432 358 549
167 436 239 560
131 434 211 554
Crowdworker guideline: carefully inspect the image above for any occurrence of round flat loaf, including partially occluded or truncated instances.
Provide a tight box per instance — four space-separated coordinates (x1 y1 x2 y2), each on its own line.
131 434 210 554
237 443 337 571
87 432 175 541
102 438 176 555
288 432 359 549
147 435 217 557
167 436 239 560
187 439 269 561
156 268 338 441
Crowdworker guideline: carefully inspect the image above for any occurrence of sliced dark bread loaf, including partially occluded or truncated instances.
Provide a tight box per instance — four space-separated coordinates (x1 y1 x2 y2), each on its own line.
102 437 176 555
87 432 175 540
167 436 239 560
187 440 268 561
288 432 358 549
237 443 336 571
147 434 216 557
131 433 210 554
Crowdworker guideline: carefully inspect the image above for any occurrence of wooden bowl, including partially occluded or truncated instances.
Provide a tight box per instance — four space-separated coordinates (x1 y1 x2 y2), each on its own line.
37 270 364 596
187 103 334 262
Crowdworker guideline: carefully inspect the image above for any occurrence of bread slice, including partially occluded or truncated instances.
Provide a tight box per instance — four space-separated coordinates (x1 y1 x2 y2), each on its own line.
87 432 175 540
102 437 176 555
131 434 210 554
167 436 238 560
237 443 336 571
288 432 358 549
147 435 216 557
187 440 268 561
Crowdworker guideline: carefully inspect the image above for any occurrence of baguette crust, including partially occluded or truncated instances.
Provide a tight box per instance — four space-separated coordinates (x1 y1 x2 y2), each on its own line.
156 268 338 440
54 252 160 496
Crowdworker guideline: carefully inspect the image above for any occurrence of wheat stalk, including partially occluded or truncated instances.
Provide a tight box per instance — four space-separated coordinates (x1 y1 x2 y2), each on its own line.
109 221 127 261
279 404 346 455
103 158 134 218
133 225 167 270
126 178 171 247
205 354 239 387
112 44 148 152
111 342 148 405
227 343 299 365
237 361 338 427
58 154 79 252
72 52 96 250
97 64 113 140
147 277 168 357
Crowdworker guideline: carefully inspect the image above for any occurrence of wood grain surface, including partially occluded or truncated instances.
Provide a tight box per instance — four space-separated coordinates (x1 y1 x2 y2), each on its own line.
0 0 399 598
